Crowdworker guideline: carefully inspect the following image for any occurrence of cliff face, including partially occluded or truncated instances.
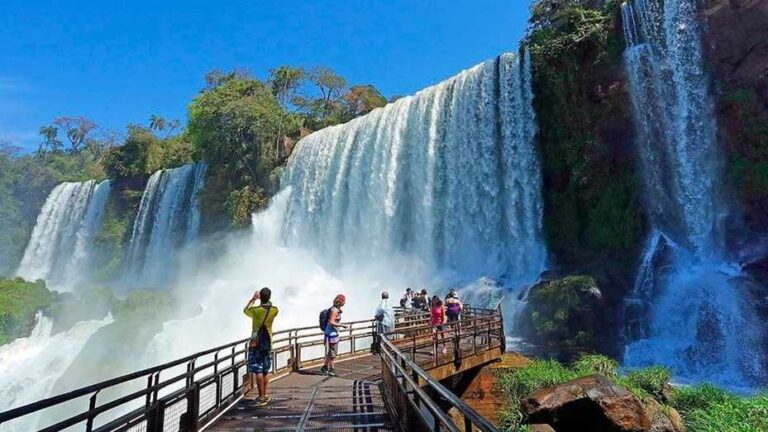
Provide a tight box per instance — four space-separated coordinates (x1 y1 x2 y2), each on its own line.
527 1 645 354
703 0 768 234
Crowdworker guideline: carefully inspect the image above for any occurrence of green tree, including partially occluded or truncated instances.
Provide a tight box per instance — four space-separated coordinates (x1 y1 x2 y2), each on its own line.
340 85 387 122
269 66 306 160
188 72 283 187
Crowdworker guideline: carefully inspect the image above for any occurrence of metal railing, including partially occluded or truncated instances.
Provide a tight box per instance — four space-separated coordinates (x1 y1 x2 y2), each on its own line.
0 308 429 432
380 307 504 432
0 306 500 432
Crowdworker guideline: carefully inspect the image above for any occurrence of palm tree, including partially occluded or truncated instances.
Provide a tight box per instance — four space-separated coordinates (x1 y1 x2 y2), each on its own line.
149 114 167 132
38 125 62 153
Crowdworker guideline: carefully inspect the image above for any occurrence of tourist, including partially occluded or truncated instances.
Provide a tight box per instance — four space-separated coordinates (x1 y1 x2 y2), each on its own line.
376 291 395 332
243 287 279 406
416 289 430 312
321 294 348 376
430 295 447 355
445 288 463 323
400 287 414 309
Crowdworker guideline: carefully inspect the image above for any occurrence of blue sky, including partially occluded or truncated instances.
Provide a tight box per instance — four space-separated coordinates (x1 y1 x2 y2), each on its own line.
0 0 532 151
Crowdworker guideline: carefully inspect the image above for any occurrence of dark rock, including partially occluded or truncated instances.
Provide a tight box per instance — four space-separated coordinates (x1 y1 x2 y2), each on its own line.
743 255 768 285
521 375 683 432
703 0 768 94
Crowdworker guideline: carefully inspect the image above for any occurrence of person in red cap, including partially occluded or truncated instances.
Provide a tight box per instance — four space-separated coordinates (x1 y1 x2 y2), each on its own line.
321 294 348 376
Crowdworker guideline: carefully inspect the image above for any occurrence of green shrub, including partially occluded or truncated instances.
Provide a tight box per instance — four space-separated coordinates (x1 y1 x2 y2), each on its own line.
0 278 54 345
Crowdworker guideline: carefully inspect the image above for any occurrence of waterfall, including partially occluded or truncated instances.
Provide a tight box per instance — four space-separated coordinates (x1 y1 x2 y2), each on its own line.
126 163 207 288
621 0 765 388
282 52 547 285
16 180 112 290
144 52 548 367
0 313 112 432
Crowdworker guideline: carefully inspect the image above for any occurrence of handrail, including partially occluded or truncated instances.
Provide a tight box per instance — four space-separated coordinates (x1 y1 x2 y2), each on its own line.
380 337 498 432
379 308 503 432
0 305 501 432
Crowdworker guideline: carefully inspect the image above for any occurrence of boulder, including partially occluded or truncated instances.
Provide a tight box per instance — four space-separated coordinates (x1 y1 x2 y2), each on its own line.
520 375 684 432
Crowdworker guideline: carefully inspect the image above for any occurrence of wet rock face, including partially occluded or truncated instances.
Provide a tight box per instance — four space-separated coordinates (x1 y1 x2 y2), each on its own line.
520 375 683 432
703 0 768 94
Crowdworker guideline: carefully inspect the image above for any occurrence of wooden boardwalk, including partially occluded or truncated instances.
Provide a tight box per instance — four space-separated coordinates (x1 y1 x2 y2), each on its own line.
207 330 501 431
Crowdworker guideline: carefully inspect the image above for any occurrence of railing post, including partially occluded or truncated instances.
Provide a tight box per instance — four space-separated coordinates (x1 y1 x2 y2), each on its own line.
85 391 98 432
146 400 165 432
465 415 473 432
181 382 200 432
145 375 153 408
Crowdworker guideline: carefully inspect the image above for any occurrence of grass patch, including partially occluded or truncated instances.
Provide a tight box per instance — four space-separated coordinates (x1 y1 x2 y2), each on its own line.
671 385 768 432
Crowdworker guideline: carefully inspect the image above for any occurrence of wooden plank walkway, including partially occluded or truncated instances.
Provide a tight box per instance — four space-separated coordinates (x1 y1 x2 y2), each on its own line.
207 356 393 431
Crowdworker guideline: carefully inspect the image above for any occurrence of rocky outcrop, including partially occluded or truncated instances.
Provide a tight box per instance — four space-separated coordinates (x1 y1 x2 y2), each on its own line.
520 375 684 432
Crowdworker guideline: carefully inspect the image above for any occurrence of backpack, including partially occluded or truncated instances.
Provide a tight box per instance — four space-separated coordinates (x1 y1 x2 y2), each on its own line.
319 307 332 331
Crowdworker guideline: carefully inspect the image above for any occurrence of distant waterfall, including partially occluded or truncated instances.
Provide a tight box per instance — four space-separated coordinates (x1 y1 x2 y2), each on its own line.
622 0 765 387
283 52 547 284
16 180 111 290
126 163 207 287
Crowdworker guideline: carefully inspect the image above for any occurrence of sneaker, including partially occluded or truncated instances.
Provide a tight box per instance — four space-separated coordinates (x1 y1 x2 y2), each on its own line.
252 396 269 407
320 366 329 375
328 368 338 377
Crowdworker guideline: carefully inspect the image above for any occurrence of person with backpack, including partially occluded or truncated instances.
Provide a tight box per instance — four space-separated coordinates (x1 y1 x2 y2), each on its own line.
243 287 278 406
445 289 463 323
320 294 347 376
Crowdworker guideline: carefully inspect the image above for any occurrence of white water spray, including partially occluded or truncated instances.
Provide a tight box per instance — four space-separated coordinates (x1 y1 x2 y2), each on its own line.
0 313 112 432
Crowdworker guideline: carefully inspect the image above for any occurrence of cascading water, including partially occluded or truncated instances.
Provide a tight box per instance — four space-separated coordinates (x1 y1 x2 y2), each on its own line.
621 0 765 388
125 163 207 288
146 52 548 365
16 180 112 290
0 313 112 432
283 52 546 286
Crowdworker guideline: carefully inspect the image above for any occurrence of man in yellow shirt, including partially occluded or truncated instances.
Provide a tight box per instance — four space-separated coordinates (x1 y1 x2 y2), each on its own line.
243 287 279 406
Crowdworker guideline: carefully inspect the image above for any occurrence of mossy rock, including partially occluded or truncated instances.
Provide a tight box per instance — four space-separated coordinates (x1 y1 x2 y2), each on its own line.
521 275 603 351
